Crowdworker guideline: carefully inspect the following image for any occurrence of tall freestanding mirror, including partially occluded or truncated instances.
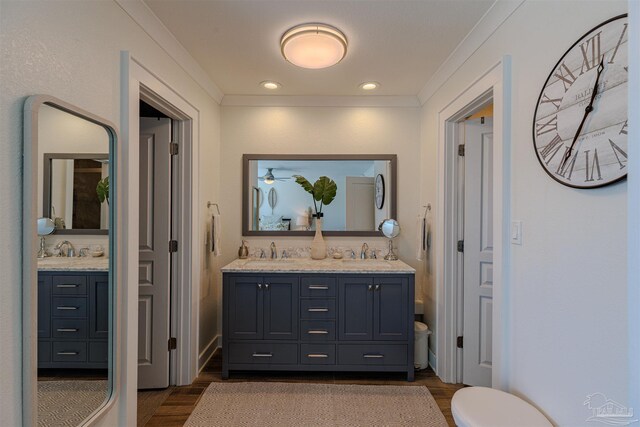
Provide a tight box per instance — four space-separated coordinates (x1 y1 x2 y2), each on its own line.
23 96 117 426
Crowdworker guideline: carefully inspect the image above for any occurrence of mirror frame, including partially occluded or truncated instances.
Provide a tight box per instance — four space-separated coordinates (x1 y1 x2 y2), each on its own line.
23 95 119 426
43 153 109 235
242 154 397 236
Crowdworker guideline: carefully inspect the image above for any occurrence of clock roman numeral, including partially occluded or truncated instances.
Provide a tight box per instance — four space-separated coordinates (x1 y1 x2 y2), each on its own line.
619 120 628 135
536 115 558 137
580 31 602 74
609 23 628 64
539 134 564 164
554 63 577 92
556 147 578 180
609 139 627 169
540 94 562 110
585 149 603 182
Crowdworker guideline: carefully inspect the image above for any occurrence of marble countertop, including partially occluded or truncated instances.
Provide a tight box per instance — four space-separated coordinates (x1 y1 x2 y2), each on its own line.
221 258 415 274
37 256 109 271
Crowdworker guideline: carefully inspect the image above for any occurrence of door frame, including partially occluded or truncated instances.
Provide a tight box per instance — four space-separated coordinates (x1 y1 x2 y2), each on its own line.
435 57 511 389
121 53 200 395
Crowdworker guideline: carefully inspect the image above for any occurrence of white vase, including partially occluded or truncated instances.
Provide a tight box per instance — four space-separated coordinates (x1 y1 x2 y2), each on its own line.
310 217 327 260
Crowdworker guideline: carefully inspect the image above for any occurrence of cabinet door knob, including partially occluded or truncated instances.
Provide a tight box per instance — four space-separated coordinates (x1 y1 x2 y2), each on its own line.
375 284 381 291
258 283 263 289
265 283 270 290
368 284 373 291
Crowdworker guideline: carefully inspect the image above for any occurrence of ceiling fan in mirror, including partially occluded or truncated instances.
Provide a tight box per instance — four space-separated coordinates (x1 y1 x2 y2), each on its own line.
259 167 291 184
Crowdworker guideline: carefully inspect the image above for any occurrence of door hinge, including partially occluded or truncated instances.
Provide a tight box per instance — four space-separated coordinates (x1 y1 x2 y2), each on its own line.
169 142 179 156
169 240 178 253
457 336 464 349
457 240 464 253
168 337 177 351
458 145 465 156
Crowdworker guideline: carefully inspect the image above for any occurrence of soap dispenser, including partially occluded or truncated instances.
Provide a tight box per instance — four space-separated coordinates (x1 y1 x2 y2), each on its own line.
238 240 249 259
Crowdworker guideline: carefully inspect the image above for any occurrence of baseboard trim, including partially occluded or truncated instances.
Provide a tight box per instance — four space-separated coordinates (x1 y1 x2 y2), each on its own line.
198 335 220 373
428 348 437 372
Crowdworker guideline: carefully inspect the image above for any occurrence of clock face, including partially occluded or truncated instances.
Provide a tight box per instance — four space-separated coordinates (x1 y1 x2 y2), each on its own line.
533 14 628 189
375 174 385 209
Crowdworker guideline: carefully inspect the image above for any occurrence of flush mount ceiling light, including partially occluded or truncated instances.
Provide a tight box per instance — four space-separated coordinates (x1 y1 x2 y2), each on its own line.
360 82 380 91
280 23 347 69
261 81 281 90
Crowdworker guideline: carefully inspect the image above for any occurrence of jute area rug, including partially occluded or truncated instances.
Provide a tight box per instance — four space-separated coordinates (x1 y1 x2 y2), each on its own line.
37 380 108 426
184 382 448 426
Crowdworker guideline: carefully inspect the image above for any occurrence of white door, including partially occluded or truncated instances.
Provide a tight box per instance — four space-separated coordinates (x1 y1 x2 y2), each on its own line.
462 116 494 387
138 117 172 389
346 177 375 231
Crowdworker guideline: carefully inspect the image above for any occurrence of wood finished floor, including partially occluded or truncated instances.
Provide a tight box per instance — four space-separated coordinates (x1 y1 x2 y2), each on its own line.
141 350 463 426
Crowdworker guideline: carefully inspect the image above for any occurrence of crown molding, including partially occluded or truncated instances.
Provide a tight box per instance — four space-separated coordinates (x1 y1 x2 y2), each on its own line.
417 0 525 105
221 95 420 108
115 0 224 104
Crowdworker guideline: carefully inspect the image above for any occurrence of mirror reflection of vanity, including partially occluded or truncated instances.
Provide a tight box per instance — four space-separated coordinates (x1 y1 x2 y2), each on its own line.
23 96 116 426
243 154 397 236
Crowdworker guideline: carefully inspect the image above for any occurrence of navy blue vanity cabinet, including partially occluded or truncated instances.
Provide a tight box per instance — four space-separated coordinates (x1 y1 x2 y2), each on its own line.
223 272 414 381
37 271 109 369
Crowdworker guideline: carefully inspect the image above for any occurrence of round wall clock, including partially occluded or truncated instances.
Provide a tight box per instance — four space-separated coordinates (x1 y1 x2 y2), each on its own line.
375 174 385 209
532 14 628 189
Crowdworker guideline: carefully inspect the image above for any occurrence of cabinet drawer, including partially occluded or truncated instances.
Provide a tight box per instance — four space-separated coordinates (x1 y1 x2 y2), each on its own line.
52 276 87 295
338 344 408 366
229 343 298 364
52 319 88 339
300 277 336 297
52 341 87 363
300 299 336 319
300 320 335 341
52 297 87 318
301 344 336 365
89 341 108 363
38 341 51 363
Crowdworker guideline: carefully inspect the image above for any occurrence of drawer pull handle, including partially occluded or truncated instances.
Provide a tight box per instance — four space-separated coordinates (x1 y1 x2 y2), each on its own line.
308 308 329 312
252 353 273 358
56 328 79 332
363 354 384 359
307 354 329 358
56 284 79 288
307 330 329 334
56 306 79 310
308 285 329 290
57 351 79 356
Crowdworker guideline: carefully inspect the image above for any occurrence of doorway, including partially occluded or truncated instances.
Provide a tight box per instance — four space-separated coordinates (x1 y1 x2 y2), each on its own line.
435 58 512 389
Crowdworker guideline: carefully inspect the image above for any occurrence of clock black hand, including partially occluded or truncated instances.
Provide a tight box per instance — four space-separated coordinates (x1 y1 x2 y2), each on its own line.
561 57 605 168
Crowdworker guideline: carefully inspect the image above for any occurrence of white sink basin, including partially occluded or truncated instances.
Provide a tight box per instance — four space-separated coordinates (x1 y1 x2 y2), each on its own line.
243 259 296 268
339 259 393 268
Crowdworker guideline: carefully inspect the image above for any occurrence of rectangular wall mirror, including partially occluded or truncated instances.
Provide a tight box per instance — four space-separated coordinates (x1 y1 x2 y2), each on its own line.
23 95 117 426
43 153 109 234
243 154 397 236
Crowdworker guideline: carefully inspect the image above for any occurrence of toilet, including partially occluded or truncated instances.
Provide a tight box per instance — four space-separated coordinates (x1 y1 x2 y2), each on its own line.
451 387 553 427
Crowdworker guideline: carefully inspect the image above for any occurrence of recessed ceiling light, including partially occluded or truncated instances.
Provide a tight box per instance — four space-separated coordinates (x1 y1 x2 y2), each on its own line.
281 23 347 69
261 81 281 90
360 82 380 91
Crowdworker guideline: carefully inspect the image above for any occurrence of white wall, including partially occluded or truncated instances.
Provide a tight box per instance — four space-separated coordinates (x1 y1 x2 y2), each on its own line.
0 1 221 425
220 105 422 334
420 1 628 425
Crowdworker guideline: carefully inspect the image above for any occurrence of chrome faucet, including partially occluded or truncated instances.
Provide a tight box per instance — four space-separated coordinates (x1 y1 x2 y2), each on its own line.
347 249 356 259
281 249 289 259
259 249 267 259
361 243 369 259
371 250 377 259
79 247 90 257
270 242 277 259
55 240 75 257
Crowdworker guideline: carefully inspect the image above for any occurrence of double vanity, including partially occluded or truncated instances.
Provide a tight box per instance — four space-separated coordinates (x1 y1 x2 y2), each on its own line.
37 257 109 369
222 258 416 381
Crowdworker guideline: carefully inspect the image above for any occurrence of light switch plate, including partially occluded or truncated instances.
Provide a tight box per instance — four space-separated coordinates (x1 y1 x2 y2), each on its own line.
511 221 522 245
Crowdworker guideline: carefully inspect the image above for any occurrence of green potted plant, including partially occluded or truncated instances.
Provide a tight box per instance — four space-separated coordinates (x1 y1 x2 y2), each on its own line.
96 176 109 205
293 175 337 259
